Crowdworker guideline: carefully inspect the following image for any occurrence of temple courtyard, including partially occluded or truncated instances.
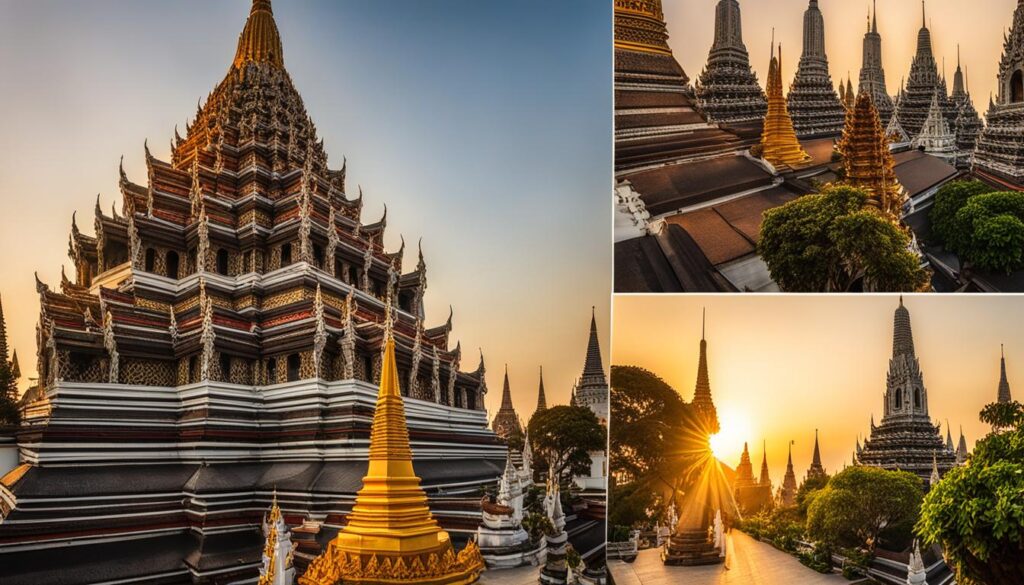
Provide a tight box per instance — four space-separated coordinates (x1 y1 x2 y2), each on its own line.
608 532 849 585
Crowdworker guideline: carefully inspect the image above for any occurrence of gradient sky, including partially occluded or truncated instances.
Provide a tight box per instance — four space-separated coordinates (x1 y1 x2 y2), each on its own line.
665 0 1019 114
612 295 1019 485
0 0 612 418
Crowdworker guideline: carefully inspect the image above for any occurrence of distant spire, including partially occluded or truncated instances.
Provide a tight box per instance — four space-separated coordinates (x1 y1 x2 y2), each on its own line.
580 307 607 385
806 429 826 479
759 441 771 486
0 293 7 364
998 344 1013 403
233 0 285 70
536 366 548 413
872 0 878 33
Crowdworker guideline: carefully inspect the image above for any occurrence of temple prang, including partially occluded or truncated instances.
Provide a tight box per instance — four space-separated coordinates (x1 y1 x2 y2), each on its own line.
2 1 508 582
858 298 958 483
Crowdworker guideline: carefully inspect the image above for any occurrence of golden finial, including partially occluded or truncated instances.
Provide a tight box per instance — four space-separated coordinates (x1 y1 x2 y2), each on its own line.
233 0 284 70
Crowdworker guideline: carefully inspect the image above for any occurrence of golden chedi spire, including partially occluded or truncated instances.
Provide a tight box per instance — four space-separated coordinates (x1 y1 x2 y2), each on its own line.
299 329 485 585
837 91 905 220
234 0 284 70
760 44 812 171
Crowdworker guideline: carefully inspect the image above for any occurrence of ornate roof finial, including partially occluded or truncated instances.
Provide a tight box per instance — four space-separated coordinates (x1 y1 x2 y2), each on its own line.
233 0 284 70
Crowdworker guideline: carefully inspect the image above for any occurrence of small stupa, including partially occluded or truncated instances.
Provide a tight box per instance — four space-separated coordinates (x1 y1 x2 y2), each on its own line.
300 316 484 585
760 44 812 171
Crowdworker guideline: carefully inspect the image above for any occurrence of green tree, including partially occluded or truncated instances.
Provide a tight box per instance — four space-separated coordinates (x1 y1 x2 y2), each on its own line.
610 366 719 530
930 180 994 245
758 185 929 292
917 402 1024 585
527 405 605 482
796 473 830 516
941 191 1024 274
807 466 923 552
0 361 20 427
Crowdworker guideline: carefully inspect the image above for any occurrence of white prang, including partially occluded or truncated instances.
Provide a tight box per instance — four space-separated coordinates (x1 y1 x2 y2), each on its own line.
907 539 928 585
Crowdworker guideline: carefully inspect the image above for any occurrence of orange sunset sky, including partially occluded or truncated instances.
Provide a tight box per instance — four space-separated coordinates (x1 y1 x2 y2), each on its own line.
612 295 1018 485
665 0 1019 114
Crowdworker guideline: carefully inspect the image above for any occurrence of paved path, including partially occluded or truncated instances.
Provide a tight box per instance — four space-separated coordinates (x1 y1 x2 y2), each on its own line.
478 564 540 584
609 531 848 585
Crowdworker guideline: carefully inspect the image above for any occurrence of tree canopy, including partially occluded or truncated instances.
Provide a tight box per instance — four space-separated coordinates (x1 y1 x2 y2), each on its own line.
929 180 994 246
609 366 711 528
527 405 605 483
758 185 929 292
807 465 923 552
0 361 20 427
917 401 1024 585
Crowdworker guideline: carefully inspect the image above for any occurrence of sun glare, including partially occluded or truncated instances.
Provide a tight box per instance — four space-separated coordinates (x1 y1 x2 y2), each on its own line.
709 409 754 464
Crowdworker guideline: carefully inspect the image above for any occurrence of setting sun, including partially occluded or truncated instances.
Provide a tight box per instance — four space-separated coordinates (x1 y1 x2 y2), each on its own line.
708 408 755 464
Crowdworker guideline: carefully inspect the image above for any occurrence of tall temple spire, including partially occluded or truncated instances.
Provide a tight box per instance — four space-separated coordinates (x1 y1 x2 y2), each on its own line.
233 0 285 70
300 333 485 584
491 365 522 441
998 345 1013 403
581 307 606 385
758 441 771 487
692 309 720 435
858 0 893 121
696 0 767 124
780 441 797 506
761 44 812 170
0 293 8 364
972 0 1024 184
806 429 826 480
789 0 846 137
536 366 547 414
861 298 956 482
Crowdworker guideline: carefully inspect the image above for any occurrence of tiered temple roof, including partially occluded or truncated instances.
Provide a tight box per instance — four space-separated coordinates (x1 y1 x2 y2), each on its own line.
858 0 894 124
614 0 748 173
972 0 1024 186
912 92 958 162
491 367 523 441
695 0 768 126
896 2 948 138
760 45 812 170
858 298 957 482
951 48 983 156
837 91 905 219
787 0 845 137
1 2 505 583
734 443 755 488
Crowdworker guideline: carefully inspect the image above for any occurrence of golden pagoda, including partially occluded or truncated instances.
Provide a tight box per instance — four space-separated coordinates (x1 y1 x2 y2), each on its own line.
760 45 812 171
299 312 485 585
836 91 905 220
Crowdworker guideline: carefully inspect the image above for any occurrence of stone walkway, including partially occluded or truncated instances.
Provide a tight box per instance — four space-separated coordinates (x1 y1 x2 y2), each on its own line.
608 531 848 585
478 564 540 584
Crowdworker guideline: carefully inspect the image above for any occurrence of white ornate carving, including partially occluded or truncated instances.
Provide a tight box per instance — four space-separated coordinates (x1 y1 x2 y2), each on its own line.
200 280 216 381
340 290 357 380
104 310 119 384
312 283 327 378
431 345 441 403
